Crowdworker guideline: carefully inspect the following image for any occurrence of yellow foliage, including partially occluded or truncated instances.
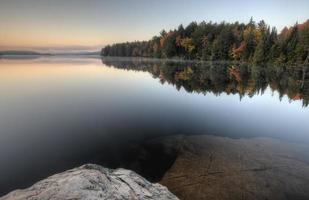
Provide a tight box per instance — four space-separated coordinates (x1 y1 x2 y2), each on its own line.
175 67 194 81
180 38 195 54
243 26 261 43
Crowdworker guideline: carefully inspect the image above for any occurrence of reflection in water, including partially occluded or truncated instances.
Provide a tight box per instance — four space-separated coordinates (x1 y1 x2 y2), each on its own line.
102 57 309 107
0 57 309 197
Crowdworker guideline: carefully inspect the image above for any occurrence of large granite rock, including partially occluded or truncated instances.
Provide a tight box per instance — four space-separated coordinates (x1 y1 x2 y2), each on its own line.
1 164 178 200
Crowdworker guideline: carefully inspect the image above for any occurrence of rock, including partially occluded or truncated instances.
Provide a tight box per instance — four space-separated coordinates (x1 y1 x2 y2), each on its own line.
159 135 309 200
1 164 179 200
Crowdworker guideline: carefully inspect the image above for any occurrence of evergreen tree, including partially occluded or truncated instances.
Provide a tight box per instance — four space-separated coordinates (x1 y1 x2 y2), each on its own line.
100 18 309 66
285 25 299 63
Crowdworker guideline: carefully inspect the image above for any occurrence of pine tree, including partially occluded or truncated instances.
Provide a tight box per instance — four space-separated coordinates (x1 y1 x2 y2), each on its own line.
285 25 299 63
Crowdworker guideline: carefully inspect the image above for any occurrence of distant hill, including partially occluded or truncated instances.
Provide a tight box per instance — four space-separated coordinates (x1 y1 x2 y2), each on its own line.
0 50 100 56
0 50 45 56
51 51 101 56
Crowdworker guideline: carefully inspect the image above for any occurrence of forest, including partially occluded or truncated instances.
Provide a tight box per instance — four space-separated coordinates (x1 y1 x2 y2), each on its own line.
101 19 309 65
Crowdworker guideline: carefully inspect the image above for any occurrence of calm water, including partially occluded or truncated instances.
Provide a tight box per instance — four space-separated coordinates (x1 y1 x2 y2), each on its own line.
0 56 309 195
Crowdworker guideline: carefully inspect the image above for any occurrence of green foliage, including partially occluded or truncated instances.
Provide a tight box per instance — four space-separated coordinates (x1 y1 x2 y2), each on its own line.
101 19 309 65
211 26 234 60
285 26 299 63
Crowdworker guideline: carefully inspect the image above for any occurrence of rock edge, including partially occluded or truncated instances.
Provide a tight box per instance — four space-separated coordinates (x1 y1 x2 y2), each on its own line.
1 164 179 200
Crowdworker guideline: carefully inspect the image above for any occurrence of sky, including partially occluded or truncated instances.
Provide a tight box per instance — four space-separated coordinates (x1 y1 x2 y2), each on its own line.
0 0 308 52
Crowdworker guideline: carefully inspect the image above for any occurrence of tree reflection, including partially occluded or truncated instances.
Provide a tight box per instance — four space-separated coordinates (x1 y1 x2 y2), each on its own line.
101 57 309 107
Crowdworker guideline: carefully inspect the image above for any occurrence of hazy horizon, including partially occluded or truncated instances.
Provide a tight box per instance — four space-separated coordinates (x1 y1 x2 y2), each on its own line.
1 0 309 52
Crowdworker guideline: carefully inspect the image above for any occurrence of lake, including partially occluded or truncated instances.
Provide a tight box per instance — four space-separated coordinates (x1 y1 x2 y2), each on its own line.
0 56 309 196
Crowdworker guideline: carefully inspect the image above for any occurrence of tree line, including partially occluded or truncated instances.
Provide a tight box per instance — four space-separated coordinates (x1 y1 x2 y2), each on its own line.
101 19 309 65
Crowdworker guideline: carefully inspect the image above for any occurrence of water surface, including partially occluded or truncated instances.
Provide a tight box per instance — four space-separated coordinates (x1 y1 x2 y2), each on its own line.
0 56 308 195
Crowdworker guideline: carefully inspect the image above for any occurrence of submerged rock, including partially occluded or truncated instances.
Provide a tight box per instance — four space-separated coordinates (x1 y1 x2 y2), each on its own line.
1 164 178 200
159 135 309 200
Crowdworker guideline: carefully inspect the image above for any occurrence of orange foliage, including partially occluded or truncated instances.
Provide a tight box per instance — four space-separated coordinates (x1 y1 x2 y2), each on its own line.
228 67 241 82
232 42 246 59
297 20 309 30
280 20 309 38
292 93 302 100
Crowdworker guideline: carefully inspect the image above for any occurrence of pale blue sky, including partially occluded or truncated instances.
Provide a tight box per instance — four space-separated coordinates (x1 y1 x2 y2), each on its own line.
0 0 308 51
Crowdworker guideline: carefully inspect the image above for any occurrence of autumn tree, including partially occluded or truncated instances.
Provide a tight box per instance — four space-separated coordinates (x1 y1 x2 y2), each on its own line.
101 18 309 66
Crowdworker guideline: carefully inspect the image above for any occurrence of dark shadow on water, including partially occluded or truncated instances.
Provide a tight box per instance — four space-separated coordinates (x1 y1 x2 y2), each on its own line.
0 135 179 196
87 136 179 182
